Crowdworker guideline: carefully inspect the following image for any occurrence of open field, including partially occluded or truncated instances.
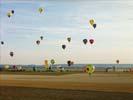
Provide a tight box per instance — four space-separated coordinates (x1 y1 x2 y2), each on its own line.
0 86 133 100
0 72 133 100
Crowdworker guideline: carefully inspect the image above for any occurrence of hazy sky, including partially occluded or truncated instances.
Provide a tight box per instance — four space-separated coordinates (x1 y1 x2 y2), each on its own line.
0 0 133 64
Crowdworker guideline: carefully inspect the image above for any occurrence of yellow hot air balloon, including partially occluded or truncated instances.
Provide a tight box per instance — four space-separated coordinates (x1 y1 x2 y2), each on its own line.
89 19 95 26
86 64 95 75
38 7 44 13
7 12 12 18
44 60 49 69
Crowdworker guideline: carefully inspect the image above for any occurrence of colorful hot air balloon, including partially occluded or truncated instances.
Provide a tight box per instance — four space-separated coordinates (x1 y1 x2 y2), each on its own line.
62 44 66 50
38 7 44 13
1 41 4 45
10 52 14 57
36 40 40 45
89 19 95 26
93 23 97 29
116 60 119 64
86 64 95 75
40 36 43 40
67 37 71 42
83 39 88 44
67 60 71 66
89 39 94 44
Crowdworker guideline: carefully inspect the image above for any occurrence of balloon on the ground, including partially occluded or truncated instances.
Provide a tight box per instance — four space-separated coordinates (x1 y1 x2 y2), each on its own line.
36 40 40 45
67 60 71 66
89 39 94 44
83 39 88 44
67 37 71 42
4 65 9 69
86 64 95 75
62 44 66 50
38 7 44 13
10 52 14 57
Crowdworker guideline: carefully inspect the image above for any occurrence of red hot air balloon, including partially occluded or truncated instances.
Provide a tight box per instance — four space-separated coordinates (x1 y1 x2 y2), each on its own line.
89 39 94 44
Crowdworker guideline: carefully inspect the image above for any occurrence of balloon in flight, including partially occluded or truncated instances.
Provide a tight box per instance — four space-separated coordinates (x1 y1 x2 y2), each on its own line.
89 39 94 44
83 39 88 44
67 37 71 42
62 44 66 50
10 52 14 57
36 40 40 45
38 7 44 13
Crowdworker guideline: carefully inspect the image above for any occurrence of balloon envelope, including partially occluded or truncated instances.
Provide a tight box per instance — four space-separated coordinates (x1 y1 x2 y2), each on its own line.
86 64 95 74
62 45 66 50
116 60 119 64
11 10 14 14
89 39 94 44
1 41 4 45
83 39 88 44
89 19 95 26
51 59 55 65
36 40 40 45
39 7 43 13
67 60 71 66
67 37 71 42
10 52 14 57
40 36 43 40
93 24 97 29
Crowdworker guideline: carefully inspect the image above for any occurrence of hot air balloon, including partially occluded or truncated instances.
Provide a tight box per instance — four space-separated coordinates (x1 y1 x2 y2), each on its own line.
116 60 119 64
10 52 14 57
7 12 12 18
67 37 71 42
89 19 95 26
83 39 88 44
11 10 14 14
93 23 97 29
89 39 94 44
40 36 43 40
86 64 95 75
1 41 4 45
36 40 40 45
51 59 55 65
38 7 43 13
62 44 66 50
67 60 71 66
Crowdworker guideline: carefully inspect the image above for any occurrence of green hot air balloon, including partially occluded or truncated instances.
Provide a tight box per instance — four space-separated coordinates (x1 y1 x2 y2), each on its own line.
67 37 71 42
51 59 55 65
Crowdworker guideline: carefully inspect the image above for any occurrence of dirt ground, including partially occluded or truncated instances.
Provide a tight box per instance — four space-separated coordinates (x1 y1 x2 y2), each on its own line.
0 72 133 100
0 86 133 100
